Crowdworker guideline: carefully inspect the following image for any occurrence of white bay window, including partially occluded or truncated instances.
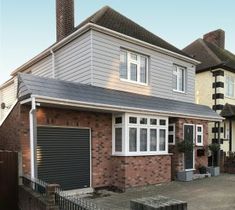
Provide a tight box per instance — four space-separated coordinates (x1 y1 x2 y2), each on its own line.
112 114 168 156
120 49 148 85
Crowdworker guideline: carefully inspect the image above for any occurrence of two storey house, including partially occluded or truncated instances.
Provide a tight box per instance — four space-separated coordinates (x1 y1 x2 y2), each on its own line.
183 29 235 157
0 0 221 191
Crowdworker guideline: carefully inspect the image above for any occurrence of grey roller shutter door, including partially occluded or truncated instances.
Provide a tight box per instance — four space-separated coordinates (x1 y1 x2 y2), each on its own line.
37 126 90 190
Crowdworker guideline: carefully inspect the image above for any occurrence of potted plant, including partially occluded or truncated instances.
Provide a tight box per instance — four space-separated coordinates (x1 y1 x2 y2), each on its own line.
208 143 220 176
176 140 194 181
198 165 207 174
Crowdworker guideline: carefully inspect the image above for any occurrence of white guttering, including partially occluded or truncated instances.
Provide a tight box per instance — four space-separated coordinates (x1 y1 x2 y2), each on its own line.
26 94 223 122
29 97 36 178
50 49 55 78
11 23 199 76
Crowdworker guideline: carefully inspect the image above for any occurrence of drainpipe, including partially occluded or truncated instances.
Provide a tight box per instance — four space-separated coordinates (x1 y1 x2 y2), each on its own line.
29 97 37 178
50 49 55 78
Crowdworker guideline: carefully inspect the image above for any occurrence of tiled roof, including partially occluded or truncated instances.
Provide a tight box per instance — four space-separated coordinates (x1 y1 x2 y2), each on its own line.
18 73 222 121
76 6 190 57
220 103 235 118
183 39 235 73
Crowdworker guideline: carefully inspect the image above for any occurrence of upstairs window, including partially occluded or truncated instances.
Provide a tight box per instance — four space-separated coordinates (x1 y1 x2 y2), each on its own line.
225 75 234 98
120 49 148 84
173 65 186 92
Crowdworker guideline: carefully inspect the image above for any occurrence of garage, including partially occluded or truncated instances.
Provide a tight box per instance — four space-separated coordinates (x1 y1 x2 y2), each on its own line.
36 126 91 190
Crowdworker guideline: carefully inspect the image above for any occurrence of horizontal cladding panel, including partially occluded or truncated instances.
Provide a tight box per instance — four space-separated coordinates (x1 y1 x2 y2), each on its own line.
92 30 195 102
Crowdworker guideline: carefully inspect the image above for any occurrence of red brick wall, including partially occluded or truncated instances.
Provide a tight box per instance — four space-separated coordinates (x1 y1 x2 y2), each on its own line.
0 103 21 151
169 118 208 178
19 106 171 189
112 156 171 189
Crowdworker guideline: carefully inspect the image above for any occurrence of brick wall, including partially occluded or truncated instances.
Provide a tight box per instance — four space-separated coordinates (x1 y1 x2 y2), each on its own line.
20 105 171 189
0 103 21 151
169 118 208 178
112 156 171 189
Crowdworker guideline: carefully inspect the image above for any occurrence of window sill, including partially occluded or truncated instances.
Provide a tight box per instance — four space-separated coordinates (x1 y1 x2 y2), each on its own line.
112 152 170 157
120 78 148 86
173 89 186 94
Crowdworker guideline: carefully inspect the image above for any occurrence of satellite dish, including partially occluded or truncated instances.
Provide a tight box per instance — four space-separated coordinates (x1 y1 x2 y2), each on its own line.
1 103 6 109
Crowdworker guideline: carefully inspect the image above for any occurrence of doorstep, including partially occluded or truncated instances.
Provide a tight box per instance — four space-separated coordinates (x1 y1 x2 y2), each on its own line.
193 173 211 180
62 187 94 196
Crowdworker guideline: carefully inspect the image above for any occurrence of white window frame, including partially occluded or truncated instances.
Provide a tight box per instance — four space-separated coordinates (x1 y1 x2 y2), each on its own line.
173 65 186 93
168 123 175 145
120 49 149 85
196 124 203 146
112 113 168 156
225 75 235 98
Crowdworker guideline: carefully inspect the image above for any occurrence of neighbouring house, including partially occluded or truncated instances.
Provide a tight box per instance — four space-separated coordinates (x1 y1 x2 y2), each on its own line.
0 0 221 191
183 29 235 156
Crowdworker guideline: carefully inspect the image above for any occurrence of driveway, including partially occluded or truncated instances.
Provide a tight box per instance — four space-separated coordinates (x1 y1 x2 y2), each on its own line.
89 174 235 210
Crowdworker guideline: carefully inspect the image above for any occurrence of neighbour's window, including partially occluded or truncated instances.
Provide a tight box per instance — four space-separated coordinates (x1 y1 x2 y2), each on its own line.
120 49 148 84
114 116 123 152
225 75 234 98
196 125 203 146
173 65 186 92
168 124 175 145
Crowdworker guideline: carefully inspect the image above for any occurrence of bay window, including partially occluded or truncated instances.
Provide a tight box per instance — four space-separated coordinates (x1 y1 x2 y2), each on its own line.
120 49 148 84
112 114 168 155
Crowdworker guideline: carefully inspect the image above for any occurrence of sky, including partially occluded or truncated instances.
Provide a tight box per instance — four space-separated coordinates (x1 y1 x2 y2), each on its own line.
0 0 235 84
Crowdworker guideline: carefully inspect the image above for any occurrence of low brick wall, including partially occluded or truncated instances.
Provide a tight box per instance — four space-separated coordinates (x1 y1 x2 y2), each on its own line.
18 185 47 210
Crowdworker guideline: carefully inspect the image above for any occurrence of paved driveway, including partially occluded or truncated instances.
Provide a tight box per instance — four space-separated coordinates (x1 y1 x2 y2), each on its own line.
89 174 235 210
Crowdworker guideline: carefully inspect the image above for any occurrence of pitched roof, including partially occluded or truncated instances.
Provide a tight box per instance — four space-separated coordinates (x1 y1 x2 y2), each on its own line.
18 74 222 121
220 103 235 118
76 6 189 57
183 38 235 73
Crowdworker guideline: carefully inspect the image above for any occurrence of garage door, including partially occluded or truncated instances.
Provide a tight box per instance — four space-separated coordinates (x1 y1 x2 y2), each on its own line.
37 126 90 190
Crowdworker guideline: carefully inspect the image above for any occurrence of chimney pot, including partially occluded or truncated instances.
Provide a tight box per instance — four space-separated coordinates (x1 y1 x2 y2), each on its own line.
56 0 74 42
203 29 225 49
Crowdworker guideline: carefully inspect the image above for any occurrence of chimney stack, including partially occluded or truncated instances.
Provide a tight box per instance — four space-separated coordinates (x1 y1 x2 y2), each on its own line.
56 0 74 42
203 29 225 49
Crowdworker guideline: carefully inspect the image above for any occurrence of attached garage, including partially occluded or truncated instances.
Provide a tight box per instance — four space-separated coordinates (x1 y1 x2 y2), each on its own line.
36 126 91 190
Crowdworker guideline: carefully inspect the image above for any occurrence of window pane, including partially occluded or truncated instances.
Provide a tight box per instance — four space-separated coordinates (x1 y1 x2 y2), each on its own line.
160 119 166 125
159 129 166 151
129 117 137 124
169 125 174 132
129 128 137 152
150 129 157 151
115 128 122 152
168 135 174 143
140 118 147 124
150 119 157 125
115 117 122 124
140 56 147 83
197 135 202 143
120 51 127 79
140 128 147 151
197 126 202 132
178 68 184 91
130 53 137 60
130 63 137 81
173 67 178 90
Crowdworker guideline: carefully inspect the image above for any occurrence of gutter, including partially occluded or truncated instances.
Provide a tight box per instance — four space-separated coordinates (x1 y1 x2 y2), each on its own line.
29 97 37 179
11 23 200 76
22 94 223 122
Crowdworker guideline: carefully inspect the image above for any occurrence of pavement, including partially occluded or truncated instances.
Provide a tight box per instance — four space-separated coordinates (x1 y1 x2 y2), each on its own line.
87 174 235 210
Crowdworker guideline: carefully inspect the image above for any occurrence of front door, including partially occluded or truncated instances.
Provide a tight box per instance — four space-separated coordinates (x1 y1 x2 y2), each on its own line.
184 124 194 170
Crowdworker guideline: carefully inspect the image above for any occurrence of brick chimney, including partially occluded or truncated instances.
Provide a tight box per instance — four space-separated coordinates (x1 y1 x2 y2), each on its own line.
203 29 225 49
56 0 74 42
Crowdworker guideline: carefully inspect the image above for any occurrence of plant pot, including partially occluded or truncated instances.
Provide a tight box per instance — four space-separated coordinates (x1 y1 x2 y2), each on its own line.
199 166 207 174
177 170 193 181
208 166 220 176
